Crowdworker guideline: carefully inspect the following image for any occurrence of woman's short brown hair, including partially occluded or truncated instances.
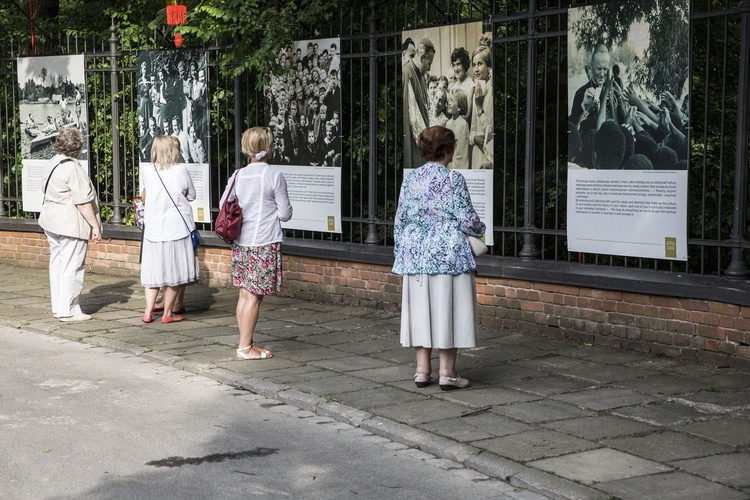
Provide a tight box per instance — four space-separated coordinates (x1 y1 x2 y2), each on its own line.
150 135 180 169
241 127 274 160
418 126 455 162
54 127 84 158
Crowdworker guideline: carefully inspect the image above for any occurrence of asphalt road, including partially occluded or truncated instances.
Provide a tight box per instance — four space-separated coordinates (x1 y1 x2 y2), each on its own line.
1 327 510 499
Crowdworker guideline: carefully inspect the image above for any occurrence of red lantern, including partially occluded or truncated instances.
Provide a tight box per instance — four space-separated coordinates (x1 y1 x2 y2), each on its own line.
166 0 187 26
174 33 183 47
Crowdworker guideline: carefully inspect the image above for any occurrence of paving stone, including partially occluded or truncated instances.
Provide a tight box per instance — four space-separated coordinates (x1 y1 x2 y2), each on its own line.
528 447 672 485
613 402 712 426
516 355 605 374
698 372 750 390
278 346 353 362
499 375 598 396
334 338 403 355
381 441 409 450
615 374 715 395
465 345 545 362
303 416 337 425
597 471 749 500
292 374 381 396
603 430 734 462
423 411 536 444
461 364 542 384
438 387 540 407
308 355 395 372
541 415 659 440
551 387 659 411
250 365 334 383
333 386 426 410
346 365 415 383
673 391 750 412
477 429 598 462
299 330 374 346
673 452 750 488
398 448 435 461
558 346 646 364
425 458 462 470
491 400 593 423
370 398 474 425
566 364 659 384
451 468 490 482
676 416 750 446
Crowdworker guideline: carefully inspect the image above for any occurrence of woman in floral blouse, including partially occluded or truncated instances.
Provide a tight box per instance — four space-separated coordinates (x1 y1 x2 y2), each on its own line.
393 125 486 391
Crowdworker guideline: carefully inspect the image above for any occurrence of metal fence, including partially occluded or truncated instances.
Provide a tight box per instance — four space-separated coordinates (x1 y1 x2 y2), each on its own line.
0 0 748 278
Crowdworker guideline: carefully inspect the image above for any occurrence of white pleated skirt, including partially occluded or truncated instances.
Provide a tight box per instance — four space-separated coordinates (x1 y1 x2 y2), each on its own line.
140 236 199 288
400 272 478 349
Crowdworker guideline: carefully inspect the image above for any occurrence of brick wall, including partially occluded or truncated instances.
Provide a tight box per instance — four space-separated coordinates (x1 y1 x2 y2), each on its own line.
2 230 748 371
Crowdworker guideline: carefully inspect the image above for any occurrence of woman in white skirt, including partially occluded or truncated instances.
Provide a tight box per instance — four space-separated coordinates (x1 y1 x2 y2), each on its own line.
393 125 486 390
140 135 198 324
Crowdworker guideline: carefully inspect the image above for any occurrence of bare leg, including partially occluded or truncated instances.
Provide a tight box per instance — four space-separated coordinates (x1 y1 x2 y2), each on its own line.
162 286 180 319
144 287 159 316
415 347 432 375
236 287 271 358
438 348 458 378
174 286 186 311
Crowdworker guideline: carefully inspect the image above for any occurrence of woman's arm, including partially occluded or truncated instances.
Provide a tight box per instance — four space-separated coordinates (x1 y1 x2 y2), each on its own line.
76 202 102 243
275 175 293 222
452 173 485 237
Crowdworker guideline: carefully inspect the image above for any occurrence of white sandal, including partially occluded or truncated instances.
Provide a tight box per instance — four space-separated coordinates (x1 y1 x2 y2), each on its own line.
236 342 273 360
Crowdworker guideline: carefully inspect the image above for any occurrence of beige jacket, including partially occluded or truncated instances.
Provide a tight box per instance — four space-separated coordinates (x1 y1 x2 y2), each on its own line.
38 154 100 240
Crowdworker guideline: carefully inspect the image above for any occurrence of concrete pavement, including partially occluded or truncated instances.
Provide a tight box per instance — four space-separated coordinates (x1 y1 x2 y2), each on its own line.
1 260 749 500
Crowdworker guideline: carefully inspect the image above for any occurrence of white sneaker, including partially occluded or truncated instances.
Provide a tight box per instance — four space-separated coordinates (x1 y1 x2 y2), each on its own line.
59 313 92 322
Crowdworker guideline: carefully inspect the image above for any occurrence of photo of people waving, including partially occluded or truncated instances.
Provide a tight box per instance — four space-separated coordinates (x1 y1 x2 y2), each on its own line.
136 49 208 165
402 23 494 170
568 0 689 170
264 38 342 167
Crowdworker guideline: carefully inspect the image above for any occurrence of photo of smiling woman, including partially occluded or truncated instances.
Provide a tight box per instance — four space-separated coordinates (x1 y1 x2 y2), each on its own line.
402 23 493 170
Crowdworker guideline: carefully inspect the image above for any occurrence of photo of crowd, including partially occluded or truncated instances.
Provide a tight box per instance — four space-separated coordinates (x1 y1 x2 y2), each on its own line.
402 23 494 170
568 2 689 170
137 49 208 164
264 37 342 167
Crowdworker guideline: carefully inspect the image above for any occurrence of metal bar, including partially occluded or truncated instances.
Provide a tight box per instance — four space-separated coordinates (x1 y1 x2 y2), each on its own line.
109 21 122 224
519 0 540 259
365 0 381 244
725 0 750 277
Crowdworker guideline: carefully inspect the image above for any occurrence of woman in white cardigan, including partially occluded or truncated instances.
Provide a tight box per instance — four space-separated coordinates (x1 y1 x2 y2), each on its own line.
219 127 293 360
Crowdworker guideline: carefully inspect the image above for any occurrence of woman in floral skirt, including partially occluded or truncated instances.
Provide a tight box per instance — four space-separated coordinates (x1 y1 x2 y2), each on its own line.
219 127 293 360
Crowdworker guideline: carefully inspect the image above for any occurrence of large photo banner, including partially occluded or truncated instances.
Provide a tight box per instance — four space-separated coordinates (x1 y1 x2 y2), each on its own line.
137 49 211 224
402 23 494 246
567 0 689 260
20 55 88 212
265 37 342 233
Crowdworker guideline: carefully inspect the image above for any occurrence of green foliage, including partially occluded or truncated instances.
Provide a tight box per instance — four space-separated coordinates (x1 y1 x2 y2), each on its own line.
178 0 344 84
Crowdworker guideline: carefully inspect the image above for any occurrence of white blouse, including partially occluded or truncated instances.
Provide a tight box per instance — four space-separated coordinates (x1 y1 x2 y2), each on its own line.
219 162 293 247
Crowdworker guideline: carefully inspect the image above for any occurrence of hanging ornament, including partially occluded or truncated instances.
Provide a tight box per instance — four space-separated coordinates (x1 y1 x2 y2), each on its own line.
166 0 187 26
174 33 183 47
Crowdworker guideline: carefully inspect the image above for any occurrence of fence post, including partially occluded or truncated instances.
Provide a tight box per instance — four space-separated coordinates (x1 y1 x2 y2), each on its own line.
519 0 540 259
364 0 381 244
725 0 750 277
0 109 5 217
108 21 123 224
234 35 243 171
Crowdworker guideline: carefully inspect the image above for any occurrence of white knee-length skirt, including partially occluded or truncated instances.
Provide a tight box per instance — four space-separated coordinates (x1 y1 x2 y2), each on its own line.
140 236 199 288
399 272 478 349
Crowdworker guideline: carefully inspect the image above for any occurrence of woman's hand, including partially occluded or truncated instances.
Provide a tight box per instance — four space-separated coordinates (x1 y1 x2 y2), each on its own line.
91 226 102 244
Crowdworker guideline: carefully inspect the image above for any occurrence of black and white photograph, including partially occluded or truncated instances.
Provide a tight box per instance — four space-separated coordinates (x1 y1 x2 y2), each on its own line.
18 55 88 161
264 37 342 167
136 49 208 165
567 0 690 170
402 23 494 170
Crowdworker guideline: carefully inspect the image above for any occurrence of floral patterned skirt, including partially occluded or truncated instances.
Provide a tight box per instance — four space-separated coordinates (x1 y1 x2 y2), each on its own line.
231 242 282 295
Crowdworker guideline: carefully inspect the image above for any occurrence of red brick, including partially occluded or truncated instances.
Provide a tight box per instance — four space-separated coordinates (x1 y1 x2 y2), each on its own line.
696 325 726 341
709 302 740 315
681 299 710 312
